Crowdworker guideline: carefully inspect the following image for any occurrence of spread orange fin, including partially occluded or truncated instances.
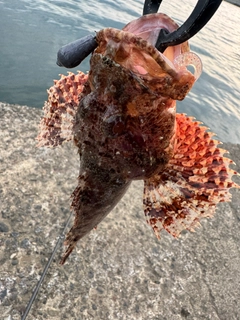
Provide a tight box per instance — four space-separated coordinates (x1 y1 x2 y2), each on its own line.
37 71 88 147
143 113 239 238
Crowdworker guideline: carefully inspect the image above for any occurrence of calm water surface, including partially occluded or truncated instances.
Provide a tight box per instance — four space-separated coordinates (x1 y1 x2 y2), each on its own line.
0 0 239 143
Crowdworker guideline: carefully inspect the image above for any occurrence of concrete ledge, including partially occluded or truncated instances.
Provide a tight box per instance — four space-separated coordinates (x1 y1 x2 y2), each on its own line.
0 102 240 319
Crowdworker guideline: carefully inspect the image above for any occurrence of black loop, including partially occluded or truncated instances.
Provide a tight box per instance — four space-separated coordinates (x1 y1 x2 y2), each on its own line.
143 0 163 15
154 0 223 52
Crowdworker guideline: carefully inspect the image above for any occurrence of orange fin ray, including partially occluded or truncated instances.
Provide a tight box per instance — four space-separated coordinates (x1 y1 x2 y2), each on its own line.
37 71 88 147
143 113 240 238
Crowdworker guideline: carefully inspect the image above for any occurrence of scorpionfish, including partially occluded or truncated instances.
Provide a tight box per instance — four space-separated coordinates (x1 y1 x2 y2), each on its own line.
37 13 239 264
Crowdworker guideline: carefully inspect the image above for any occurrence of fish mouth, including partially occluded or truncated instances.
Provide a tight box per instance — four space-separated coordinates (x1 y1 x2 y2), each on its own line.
95 13 202 100
123 13 184 58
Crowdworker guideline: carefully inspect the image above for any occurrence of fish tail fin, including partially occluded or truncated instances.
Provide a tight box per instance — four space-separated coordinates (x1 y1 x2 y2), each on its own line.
60 227 80 265
37 71 88 147
143 113 239 238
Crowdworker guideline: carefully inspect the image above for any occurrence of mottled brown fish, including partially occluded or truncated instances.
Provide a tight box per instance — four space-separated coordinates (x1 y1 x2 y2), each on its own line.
37 13 239 265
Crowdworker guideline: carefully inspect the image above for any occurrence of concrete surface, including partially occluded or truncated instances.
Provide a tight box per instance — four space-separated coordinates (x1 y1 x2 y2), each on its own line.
225 0 240 7
0 102 240 320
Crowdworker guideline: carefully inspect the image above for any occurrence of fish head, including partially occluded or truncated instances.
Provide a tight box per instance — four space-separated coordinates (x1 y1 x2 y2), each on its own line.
94 13 202 102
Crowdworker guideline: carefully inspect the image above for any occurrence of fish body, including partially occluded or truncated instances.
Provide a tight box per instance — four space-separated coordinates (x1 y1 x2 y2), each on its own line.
38 14 239 264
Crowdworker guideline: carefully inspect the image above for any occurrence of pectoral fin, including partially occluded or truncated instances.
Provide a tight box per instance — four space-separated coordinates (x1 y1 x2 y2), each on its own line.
37 72 88 147
143 113 239 238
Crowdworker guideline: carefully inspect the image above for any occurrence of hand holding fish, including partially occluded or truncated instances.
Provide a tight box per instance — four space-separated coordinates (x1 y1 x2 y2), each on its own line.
37 0 239 265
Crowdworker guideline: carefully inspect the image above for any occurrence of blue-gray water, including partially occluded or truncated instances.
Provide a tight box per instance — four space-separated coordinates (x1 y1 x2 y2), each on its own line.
0 0 239 143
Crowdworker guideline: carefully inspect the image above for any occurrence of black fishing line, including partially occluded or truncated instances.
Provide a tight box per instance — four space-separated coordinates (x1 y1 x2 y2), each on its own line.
21 212 72 320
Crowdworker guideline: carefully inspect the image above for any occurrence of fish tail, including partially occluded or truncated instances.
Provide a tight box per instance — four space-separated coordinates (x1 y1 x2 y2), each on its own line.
60 227 80 265
60 169 131 263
